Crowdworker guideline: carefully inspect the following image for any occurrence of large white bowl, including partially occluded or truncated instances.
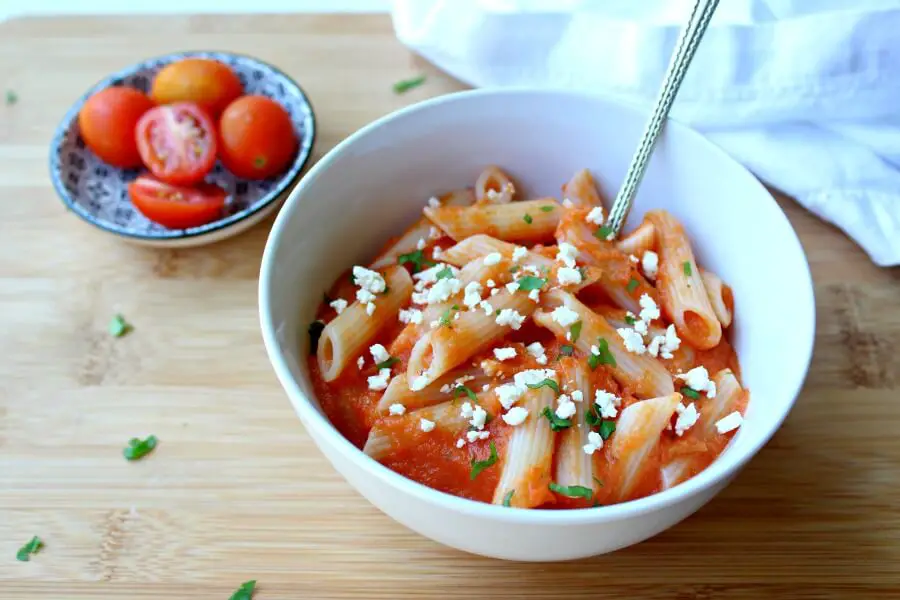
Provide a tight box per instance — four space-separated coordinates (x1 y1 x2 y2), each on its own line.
259 89 815 561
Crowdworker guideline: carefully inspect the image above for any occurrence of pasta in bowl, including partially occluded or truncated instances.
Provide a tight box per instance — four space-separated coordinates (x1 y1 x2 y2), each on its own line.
309 167 748 510
259 89 814 560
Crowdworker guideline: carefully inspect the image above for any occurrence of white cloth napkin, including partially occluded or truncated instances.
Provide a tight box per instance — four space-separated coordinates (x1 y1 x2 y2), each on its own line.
392 0 900 266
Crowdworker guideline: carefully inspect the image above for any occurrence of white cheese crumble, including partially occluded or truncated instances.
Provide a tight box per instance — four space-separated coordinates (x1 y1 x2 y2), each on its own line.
555 394 576 419
357 356 365 369
398 307 423 325
479 300 495 315
505 281 519 294
526 341 547 365
586 206 605 225
432 246 443 260
428 225 441 240
490 288 500 296
628 254 639 264
638 293 661 323
388 403 406 416
551 304 580 327
494 383 523 410
463 281 483 309
486 279 496 288
426 277 463 304
456 438 466 448
466 430 490 443
647 324 681 359
482 384 490 392
495 308 526 330
716 411 743 434
485 189 501 201
583 431 603 455
367 368 392 391
409 375 429 391
528 289 540 302
353 266 386 304
502 406 529 426
484 252 502 266
633 319 649 335
642 250 659 281
556 242 579 268
512 246 528 262
562 197 575 208
460 402 488 430
493 346 517 361
617 327 647 354
419 418 436 432
513 368 557 389
674 402 700 436
594 390 621 418
416 238 426 250
427 196 441 208
329 298 348 314
571 390 584 402
557 266 583 286
365 302 376 316
676 366 717 397
369 344 390 364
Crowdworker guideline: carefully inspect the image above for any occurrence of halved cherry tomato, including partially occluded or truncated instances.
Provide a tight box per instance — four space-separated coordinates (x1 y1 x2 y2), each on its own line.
135 102 217 185
128 175 227 229
218 95 298 180
151 58 243 117
78 86 155 168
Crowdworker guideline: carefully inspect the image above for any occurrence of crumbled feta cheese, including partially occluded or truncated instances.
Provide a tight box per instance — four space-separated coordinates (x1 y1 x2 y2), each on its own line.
369 344 390 364
628 254 639 264
513 368 557 389
416 238 426 250
556 242 579 268
557 266 583 286
466 430 490 442
571 390 584 402
485 189 501 201
357 356 365 369
617 327 647 354
456 438 466 448
526 342 547 365
562 197 575 208
551 304 580 327
555 394 576 419
419 418 436 432
642 250 659 280
494 346 517 361
633 319 649 335
505 282 519 294
639 293 661 323
583 431 603 455
676 366 716 397
522 264 541 276
649 324 681 359
482 384 490 392
413 264 445 284
490 288 500 296
479 300 494 315
674 402 700 436
484 252 502 266
357 289 376 305
398 307 423 325
453 312 461 320
528 289 540 302
495 308 526 330
647 335 662 357
409 375 429 391
594 390 621 418
426 277 462 304
428 226 441 240
353 266 386 301
590 344 600 355
432 246 443 260
486 279 496 288
495 383 523 409
427 196 441 208
329 298 348 314
586 206 605 225
365 302 376 316
470 406 487 430
463 281 483 309
502 406 529 426
512 246 528 262
388 403 406 416
716 411 743 434
367 368 392 391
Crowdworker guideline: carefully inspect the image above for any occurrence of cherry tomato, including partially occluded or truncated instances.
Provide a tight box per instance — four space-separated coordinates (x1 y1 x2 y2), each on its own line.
218 95 298 180
151 58 243 117
128 175 227 229
78 87 154 168
135 103 217 185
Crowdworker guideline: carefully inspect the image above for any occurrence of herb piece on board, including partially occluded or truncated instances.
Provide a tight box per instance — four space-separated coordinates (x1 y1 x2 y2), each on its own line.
393 75 426 94
6 90 17 105
16 536 43 562
470 441 499 479
435 266 453 280
108 314 132 337
123 435 158 461
594 225 613 240
229 580 257 600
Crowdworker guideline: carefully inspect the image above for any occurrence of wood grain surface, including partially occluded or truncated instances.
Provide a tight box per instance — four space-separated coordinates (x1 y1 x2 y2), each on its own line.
2 13 900 600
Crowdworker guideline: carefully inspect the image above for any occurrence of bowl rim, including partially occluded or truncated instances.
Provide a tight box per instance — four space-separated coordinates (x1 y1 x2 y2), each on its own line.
259 87 816 525
48 49 317 243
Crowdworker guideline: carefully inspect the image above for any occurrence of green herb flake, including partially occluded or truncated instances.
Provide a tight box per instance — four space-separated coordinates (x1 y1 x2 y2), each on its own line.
594 225 613 240
549 483 593 500
681 386 701 400
453 385 478 403
517 276 547 291
588 338 616 370
624 314 636 325
683 261 693 276
108 314 132 338
123 435 158 461
598 420 616 440
559 344 574 357
523 213 533 225
526 378 560 393
570 320 583 343
398 249 435 273
435 266 453 280
541 406 572 432
438 305 458 328
375 357 400 370
229 580 257 600
540 205 554 213
626 278 639 294
308 320 325 349
5 90 17 105
16 536 43 562
585 404 602 427
470 441 499 479
502 490 514 507
393 75 427 94
509 265 521 273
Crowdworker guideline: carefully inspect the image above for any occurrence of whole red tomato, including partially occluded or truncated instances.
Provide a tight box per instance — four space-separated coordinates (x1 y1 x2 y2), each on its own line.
218 95 298 180
78 87 154 168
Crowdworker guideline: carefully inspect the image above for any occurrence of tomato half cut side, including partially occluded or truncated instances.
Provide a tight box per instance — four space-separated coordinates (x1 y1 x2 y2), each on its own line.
128 175 227 230
135 102 217 185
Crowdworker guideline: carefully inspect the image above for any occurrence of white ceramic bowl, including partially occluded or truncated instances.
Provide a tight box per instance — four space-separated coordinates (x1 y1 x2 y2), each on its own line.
259 89 815 561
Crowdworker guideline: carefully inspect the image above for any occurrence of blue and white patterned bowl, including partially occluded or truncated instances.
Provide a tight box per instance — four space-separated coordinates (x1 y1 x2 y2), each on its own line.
50 51 316 247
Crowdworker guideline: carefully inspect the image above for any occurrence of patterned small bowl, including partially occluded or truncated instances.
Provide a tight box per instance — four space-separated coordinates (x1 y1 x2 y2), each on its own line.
49 51 316 247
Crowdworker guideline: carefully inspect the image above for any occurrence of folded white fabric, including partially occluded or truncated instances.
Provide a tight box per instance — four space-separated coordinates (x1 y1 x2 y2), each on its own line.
392 0 900 266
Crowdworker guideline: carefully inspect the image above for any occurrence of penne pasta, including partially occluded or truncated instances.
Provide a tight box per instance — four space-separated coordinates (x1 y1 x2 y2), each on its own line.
425 198 561 243
492 385 556 507
553 360 599 495
616 221 656 257
374 366 492 414
700 269 735 329
363 399 470 460
475 165 516 204
317 266 413 382
561 168 604 208
534 289 674 399
440 234 555 270
646 210 722 350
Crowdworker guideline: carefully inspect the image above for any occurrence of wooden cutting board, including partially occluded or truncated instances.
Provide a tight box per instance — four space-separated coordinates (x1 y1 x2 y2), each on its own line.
1 13 899 600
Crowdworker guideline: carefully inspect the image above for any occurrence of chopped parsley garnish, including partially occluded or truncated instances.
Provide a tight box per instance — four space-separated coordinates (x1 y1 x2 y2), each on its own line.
523 213 533 225
626 278 639 294
598 420 616 440
470 441 498 479
585 404 602 427
594 225 613 240
541 406 572 431
123 435 158 461
509 265 520 273
549 483 593 500
6 90 18 105
681 386 700 400
503 490 514 507
624 314 636 325
229 580 257 600
526 378 560 393
16 536 43 562
540 205 554 212
453 385 478 403
438 305 459 328
559 344 574 357
393 75 426 94
398 249 435 273
375 357 400 370
108 314 132 338
308 320 325 349
517 276 546 291
570 320 583 343
495 309 501 316
587 338 616 370
435 266 453 280
683 261 692 276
